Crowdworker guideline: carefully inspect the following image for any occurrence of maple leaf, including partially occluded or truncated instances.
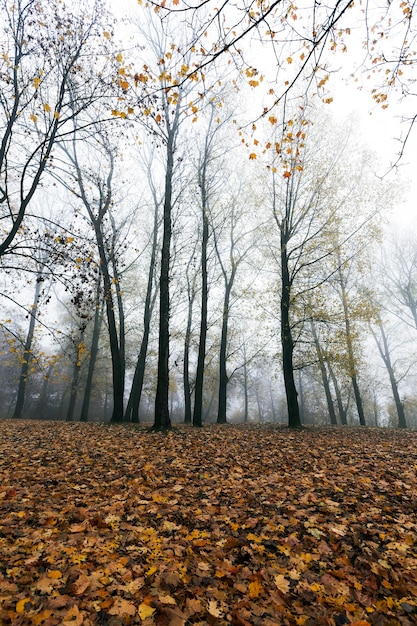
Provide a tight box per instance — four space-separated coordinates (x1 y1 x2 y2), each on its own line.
158 594 177 604
249 153 257 160
138 603 156 619
248 580 264 598
274 574 290 594
63 605 84 626
33 576 55 594
185 597 203 615
108 598 136 617
207 599 222 617
32 610 53 625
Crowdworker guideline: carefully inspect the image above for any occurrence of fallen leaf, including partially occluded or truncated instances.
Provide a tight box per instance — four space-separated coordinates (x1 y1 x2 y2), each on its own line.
207 599 222 617
274 574 290 594
138 603 156 619
16 598 32 614
108 598 136 617
249 579 264 598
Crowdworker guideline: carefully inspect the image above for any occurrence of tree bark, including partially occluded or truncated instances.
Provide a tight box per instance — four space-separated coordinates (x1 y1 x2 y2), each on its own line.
193 197 209 427
327 362 348 425
243 359 249 424
66 327 86 422
183 285 195 424
339 267 366 426
280 234 302 429
217 270 235 424
154 129 175 431
36 363 53 417
13 273 43 419
96 227 124 424
373 322 407 428
79 284 103 423
125 204 158 423
311 320 338 425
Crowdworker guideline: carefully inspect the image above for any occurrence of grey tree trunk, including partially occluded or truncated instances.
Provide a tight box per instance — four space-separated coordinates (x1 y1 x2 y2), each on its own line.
154 127 176 430
125 201 159 423
338 267 366 426
373 322 407 428
217 270 235 424
327 362 348 425
80 283 104 423
66 326 86 422
280 232 302 429
311 320 337 425
13 273 43 419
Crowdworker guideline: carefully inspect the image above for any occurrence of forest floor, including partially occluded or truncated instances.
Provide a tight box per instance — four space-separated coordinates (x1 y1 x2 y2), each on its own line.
0 421 417 626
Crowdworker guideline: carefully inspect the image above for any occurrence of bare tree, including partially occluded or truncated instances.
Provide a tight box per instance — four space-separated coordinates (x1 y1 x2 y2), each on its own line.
266 107 385 427
61 131 126 423
212 196 258 424
0 0 111 260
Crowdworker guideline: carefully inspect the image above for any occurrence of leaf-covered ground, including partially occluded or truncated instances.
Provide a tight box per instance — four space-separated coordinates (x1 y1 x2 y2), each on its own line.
1 421 417 626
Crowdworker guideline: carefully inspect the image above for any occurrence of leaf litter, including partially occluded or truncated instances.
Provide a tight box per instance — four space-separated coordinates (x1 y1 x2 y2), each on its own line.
0 420 417 625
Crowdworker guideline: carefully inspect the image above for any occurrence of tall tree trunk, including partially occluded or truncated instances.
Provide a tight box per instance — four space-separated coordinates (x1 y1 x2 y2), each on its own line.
255 385 262 422
183 290 194 424
269 381 277 422
280 235 302 428
79 285 104 423
154 130 175 431
95 228 124 424
13 274 43 419
125 204 158 423
36 363 53 417
217 273 235 424
243 359 249 424
193 179 209 427
311 321 338 425
327 362 348 425
339 269 366 426
69 140 124 423
373 322 407 428
66 327 86 422
109 212 126 395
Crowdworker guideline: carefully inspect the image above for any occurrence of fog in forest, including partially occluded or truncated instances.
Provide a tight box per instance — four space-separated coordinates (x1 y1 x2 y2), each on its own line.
1 0 417 430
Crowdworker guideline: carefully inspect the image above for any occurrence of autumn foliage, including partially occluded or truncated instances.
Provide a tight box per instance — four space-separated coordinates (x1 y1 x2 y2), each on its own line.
1 421 417 625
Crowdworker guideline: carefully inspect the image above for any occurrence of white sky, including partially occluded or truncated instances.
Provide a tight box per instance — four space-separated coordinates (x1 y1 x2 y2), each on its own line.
107 0 416 227
329 79 417 227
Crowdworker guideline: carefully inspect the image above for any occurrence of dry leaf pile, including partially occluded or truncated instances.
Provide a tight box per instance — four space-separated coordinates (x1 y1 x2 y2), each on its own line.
0 420 417 625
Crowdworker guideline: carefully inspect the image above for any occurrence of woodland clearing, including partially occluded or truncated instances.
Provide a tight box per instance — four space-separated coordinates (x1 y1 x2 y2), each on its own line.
0 420 416 625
